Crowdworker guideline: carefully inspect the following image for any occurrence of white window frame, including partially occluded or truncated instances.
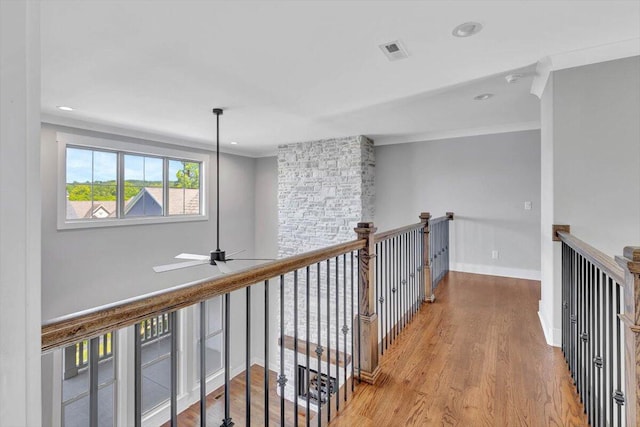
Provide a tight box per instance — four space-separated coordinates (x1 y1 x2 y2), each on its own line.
57 131 209 230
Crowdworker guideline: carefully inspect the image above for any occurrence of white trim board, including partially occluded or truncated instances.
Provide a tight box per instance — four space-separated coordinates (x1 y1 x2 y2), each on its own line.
537 310 562 348
530 38 640 98
450 263 541 281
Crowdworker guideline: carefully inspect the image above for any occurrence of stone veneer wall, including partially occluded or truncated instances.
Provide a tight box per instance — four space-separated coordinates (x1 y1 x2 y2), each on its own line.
277 135 375 404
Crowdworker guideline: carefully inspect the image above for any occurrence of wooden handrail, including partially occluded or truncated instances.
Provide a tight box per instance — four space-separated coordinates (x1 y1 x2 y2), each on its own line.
373 222 424 243
42 238 365 352
557 230 625 285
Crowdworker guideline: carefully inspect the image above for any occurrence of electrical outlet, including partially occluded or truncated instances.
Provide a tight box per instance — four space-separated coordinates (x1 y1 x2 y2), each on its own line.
492 250 499 260
524 201 532 210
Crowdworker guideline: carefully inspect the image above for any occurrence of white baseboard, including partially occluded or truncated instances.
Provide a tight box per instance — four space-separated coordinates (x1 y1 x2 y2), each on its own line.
537 310 561 347
451 262 541 281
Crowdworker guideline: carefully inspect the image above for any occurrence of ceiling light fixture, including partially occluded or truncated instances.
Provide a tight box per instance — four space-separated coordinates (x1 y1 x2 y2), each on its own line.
505 73 524 84
230 141 238 145
474 93 494 101
56 106 74 111
452 22 483 38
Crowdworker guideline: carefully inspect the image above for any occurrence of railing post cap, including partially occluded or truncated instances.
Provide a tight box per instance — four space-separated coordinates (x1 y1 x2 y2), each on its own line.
355 222 377 235
446 212 454 220
419 212 431 221
356 221 374 229
623 246 640 262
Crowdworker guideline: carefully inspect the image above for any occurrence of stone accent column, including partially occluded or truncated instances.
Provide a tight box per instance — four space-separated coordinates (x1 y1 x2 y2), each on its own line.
615 247 640 426
419 212 433 302
354 222 380 384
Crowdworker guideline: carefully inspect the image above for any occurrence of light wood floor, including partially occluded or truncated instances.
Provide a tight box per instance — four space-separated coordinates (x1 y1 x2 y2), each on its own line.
169 272 587 426
331 271 588 426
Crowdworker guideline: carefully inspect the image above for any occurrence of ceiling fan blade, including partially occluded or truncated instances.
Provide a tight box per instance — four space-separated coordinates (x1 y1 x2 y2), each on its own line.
153 260 208 273
175 253 210 261
229 258 276 261
226 249 246 258
215 261 233 274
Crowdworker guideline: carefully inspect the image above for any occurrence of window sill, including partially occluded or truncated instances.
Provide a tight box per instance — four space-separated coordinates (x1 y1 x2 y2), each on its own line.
57 214 208 231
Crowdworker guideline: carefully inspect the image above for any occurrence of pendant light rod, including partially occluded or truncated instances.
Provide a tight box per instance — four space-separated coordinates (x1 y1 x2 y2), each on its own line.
213 108 223 251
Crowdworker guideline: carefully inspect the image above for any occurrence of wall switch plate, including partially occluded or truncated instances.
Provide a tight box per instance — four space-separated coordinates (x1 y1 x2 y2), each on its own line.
492 250 499 259
524 201 532 210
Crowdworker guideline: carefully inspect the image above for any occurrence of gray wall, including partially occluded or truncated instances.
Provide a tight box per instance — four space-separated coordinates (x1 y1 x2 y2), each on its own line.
539 56 640 345
375 130 542 279
41 124 257 320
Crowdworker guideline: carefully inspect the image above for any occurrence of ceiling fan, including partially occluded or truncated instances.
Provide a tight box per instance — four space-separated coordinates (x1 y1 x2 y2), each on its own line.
153 108 273 274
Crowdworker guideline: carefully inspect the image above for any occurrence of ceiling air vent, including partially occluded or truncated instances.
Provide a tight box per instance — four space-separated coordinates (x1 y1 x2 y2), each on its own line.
379 40 409 61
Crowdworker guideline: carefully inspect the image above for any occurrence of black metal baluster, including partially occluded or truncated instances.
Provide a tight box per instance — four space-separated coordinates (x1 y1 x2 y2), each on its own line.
326 259 331 420
586 262 595 425
278 275 286 427
577 255 583 401
335 256 340 411
385 239 390 350
316 263 322 427
222 297 232 427
350 252 355 393
200 301 207 427
170 311 178 426
134 322 142 427
377 242 382 356
89 337 98 427
608 276 614 424
342 253 347 403
246 287 252 427
402 232 407 328
570 248 576 383
264 280 270 427
400 233 405 331
562 243 567 359
293 271 299 427
594 269 601 426
305 267 310 426
614 283 623 425
392 236 397 341
357 251 361 383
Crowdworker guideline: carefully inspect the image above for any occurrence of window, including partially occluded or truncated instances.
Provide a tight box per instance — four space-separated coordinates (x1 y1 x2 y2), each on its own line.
58 132 208 229
62 333 116 427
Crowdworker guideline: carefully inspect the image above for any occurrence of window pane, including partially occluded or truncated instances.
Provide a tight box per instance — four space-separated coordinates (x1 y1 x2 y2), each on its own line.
206 297 222 334
66 148 117 220
168 160 200 215
124 155 163 217
140 316 172 414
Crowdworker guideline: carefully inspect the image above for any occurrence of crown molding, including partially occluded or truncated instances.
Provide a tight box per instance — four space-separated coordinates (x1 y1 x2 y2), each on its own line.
531 38 640 99
374 121 540 146
41 112 256 157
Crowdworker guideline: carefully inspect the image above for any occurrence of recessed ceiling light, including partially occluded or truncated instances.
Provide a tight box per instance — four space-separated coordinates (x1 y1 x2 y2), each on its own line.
230 141 238 145
56 106 74 111
452 22 483 38
474 93 494 101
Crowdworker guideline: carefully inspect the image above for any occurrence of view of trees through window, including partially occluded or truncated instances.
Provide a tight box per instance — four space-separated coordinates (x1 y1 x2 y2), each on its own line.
65 146 201 220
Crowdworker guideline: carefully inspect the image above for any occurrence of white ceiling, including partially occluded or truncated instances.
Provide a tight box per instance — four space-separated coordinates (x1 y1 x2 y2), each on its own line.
41 1 640 156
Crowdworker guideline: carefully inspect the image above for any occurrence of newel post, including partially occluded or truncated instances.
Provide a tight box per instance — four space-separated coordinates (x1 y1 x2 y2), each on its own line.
616 247 640 425
420 212 434 302
354 222 380 384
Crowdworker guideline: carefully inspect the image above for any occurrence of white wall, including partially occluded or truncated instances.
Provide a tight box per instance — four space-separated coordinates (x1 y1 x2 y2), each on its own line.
0 1 42 424
375 130 542 280
539 56 640 346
